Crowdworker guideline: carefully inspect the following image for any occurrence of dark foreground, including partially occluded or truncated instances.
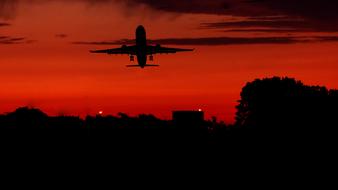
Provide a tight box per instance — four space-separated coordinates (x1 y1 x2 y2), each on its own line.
1 77 336 151
1 77 336 185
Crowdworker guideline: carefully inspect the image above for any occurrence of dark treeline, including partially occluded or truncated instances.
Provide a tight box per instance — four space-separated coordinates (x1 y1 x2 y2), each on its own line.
0 77 337 149
223 77 337 148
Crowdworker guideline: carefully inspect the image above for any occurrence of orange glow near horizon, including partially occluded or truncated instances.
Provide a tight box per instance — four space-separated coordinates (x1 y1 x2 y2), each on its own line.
1 2 338 123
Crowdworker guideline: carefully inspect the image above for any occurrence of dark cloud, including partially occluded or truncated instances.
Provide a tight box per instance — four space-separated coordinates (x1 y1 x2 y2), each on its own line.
316 36 338 42
200 18 328 34
126 0 338 31
122 0 232 15
0 36 24 44
201 19 313 31
73 38 134 45
0 36 34 44
245 0 338 20
0 0 18 19
223 29 302 33
121 1 338 21
1 0 337 32
55 34 68 38
244 0 338 31
72 35 338 46
150 37 296 45
0 18 26 44
0 22 10 27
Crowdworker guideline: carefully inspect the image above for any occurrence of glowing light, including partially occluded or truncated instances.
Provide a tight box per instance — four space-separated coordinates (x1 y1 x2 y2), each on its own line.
99 111 103 115
198 109 202 112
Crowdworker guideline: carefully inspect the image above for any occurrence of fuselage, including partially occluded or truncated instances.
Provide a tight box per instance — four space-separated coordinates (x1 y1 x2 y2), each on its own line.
91 25 193 68
135 25 147 68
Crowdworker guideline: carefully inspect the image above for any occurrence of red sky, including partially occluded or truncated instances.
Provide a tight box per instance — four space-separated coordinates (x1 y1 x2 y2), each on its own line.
1 1 338 123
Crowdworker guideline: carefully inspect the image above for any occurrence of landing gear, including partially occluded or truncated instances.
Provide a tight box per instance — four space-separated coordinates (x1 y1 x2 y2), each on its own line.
130 55 134 62
149 55 154 61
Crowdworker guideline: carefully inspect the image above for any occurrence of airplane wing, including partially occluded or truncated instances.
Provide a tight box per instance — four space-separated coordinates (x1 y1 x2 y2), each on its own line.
147 45 194 55
90 45 136 55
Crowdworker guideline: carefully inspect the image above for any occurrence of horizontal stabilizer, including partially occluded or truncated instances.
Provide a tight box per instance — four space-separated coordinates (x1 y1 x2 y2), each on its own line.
126 64 159 67
144 64 160 67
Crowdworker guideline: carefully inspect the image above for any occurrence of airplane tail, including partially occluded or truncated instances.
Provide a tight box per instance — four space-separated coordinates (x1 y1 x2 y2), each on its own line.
126 64 159 67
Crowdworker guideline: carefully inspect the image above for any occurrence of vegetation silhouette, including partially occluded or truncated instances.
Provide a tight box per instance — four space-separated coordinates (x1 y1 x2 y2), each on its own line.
0 77 337 150
236 77 338 127
228 77 337 153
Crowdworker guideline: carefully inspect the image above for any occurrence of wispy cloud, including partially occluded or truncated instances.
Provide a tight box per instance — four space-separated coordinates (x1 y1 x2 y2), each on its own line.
0 22 10 27
1 0 338 32
0 36 34 44
200 19 314 31
72 35 338 46
222 29 302 33
0 20 28 44
129 0 338 31
55 34 68 38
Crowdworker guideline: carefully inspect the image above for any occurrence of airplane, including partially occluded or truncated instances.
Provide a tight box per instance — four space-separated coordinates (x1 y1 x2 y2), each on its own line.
90 25 194 68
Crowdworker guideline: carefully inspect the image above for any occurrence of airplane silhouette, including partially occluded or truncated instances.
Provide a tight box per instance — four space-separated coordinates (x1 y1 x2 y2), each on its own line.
90 25 194 68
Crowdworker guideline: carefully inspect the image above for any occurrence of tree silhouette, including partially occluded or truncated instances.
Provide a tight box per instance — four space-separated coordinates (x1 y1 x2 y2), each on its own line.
235 77 338 134
0 77 336 148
